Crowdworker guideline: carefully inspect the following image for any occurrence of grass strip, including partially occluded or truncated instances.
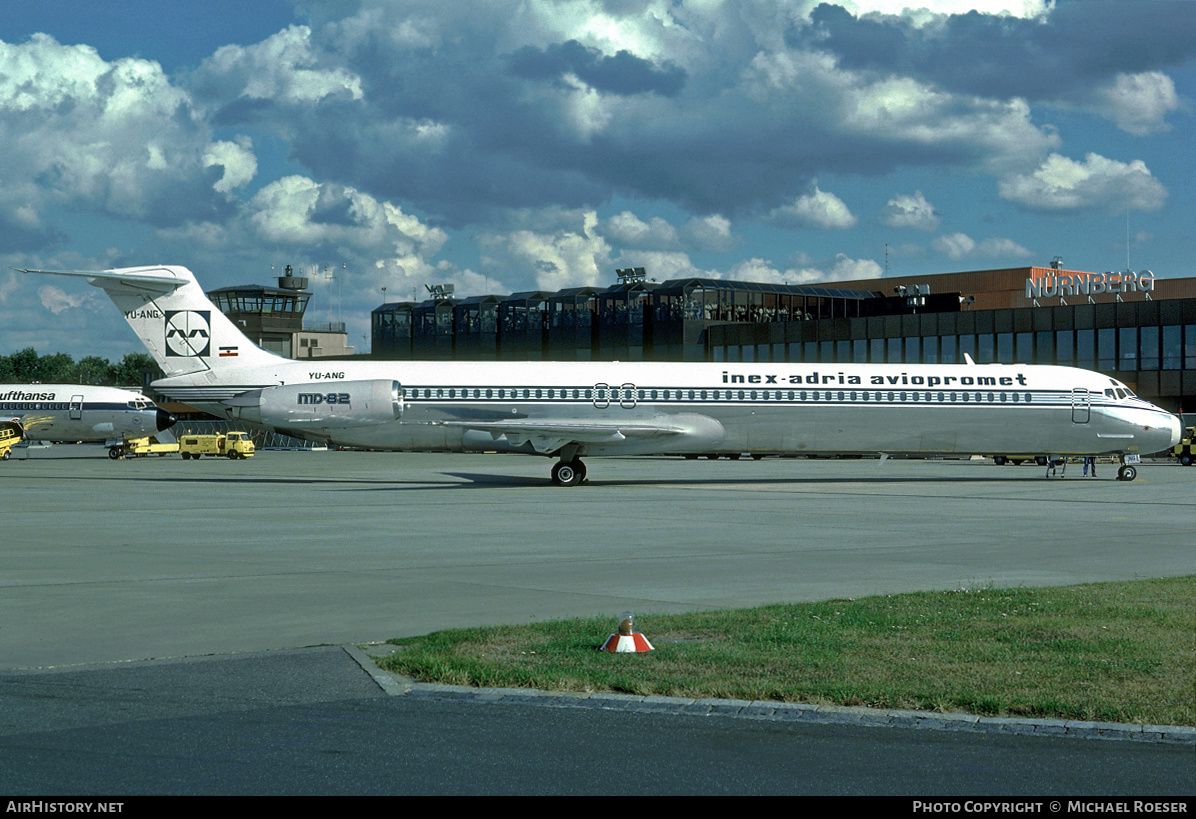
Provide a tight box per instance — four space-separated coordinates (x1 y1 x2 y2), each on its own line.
379 576 1195 726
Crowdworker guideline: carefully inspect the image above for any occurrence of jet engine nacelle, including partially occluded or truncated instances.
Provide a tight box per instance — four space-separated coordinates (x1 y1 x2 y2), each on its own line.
225 379 404 430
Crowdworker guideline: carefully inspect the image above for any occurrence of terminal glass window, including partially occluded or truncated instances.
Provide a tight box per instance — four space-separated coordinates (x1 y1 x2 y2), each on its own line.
1118 327 1138 371
1098 328 1116 371
1186 325 1196 370
997 333 1014 363
940 335 957 365
958 334 976 363
977 333 995 364
1076 329 1095 369
1162 325 1181 370
1056 331 1073 366
1140 326 1159 371
923 336 939 364
1035 332 1054 365
1015 332 1032 363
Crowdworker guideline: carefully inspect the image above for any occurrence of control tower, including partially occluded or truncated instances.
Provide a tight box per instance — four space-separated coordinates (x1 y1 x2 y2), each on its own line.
207 266 354 358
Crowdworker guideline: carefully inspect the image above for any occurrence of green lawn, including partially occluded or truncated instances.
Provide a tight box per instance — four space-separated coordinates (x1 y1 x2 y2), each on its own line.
379 576 1195 725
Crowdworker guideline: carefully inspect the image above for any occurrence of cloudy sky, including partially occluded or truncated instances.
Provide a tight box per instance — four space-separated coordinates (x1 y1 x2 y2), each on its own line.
1 0 1193 360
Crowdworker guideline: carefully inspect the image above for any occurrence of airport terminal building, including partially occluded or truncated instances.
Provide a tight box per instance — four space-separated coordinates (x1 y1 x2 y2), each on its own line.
367 265 1196 414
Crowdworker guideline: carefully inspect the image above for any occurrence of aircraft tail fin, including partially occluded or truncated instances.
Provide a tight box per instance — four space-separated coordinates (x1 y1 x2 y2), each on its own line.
18 266 285 377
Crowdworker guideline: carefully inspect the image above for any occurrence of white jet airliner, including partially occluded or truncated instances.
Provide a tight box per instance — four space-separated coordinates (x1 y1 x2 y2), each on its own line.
19 265 1181 483
1 383 176 458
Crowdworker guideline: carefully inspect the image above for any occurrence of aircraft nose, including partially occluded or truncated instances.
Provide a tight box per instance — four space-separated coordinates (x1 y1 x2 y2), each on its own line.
1142 412 1183 455
156 408 177 432
1166 414 1182 448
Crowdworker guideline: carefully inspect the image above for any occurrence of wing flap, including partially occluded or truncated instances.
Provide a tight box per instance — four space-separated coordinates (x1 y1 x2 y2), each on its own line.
436 414 723 455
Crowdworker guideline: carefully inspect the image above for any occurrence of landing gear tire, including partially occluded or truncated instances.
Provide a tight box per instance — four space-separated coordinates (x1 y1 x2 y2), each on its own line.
1117 465 1137 482
551 459 585 487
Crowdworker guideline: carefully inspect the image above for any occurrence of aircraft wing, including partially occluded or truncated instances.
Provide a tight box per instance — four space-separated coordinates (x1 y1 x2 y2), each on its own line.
438 416 719 455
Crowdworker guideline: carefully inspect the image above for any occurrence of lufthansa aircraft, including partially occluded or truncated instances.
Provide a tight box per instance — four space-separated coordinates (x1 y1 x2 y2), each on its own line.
1 383 176 457
19 265 1181 483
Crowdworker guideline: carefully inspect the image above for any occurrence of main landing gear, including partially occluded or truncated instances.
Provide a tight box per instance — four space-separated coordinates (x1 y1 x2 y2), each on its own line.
550 458 587 487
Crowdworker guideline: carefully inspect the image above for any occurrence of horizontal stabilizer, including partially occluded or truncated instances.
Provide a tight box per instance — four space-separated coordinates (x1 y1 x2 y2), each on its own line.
17 267 188 297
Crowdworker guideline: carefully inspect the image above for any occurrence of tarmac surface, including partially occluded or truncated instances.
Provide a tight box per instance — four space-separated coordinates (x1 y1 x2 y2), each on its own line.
3 448 1193 794
4 448 1193 670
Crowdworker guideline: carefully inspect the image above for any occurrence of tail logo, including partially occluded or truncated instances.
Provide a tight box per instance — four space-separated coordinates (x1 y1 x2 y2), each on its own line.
164 311 211 357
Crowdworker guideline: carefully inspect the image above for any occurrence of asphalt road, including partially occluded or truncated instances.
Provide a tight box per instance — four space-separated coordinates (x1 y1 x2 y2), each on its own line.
2 647 1192 796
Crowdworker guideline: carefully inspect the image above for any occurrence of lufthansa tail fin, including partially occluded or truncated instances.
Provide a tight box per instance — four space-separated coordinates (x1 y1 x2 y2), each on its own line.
18 266 285 377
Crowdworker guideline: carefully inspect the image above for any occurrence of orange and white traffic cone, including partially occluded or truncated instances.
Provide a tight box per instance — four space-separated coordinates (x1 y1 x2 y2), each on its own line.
600 611 654 653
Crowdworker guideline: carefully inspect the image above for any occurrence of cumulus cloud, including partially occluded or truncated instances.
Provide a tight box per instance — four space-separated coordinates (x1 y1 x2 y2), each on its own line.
804 1 1195 114
787 254 883 284
1093 72 1184 135
683 214 737 252
506 39 686 97
203 137 257 193
217 0 1072 223
597 211 679 249
880 191 940 231
5 0 1194 360
480 210 613 292
191 25 363 112
932 232 976 261
248 176 448 258
38 284 98 315
932 232 1031 261
998 153 1168 212
0 33 253 237
769 185 857 230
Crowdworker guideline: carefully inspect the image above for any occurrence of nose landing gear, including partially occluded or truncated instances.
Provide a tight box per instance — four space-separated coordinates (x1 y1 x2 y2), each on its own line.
1116 453 1141 481
1116 464 1137 481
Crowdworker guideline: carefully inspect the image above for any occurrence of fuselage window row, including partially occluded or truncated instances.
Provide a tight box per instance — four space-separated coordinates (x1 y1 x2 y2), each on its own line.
401 388 1047 405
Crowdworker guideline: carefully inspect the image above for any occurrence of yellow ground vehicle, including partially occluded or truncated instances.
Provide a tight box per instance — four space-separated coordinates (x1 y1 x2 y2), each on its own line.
0 424 21 460
1172 426 1195 467
179 431 255 460
118 436 181 458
